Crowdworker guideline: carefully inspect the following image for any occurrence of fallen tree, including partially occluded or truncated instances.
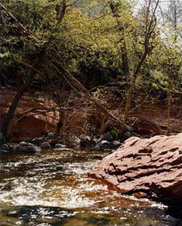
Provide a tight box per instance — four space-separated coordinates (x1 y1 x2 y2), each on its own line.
0 2 161 141
0 3 127 141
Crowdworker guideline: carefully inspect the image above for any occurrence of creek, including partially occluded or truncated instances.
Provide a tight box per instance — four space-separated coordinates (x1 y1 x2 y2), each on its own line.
0 149 182 226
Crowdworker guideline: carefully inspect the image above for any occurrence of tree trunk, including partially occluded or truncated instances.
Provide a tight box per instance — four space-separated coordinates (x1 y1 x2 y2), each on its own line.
1 73 34 141
56 0 67 24
51 60 128 128
109 0 130 79
122 51 130 78
167 79 172 135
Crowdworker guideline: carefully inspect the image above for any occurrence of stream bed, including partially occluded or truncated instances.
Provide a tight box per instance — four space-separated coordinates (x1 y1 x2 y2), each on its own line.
0 148 182 226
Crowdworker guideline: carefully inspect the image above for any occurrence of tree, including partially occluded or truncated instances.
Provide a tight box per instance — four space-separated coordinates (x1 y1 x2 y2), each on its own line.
1 0 181 142
0 1 59 140
148 33 182 134
0 0 125 141
118 0 160 134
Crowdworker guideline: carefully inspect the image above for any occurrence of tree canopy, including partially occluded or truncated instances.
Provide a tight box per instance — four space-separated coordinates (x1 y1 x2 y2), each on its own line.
0 0 182 139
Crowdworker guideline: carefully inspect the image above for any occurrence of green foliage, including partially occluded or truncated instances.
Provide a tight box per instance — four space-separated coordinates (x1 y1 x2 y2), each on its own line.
110 128 119 139
0 0 182 94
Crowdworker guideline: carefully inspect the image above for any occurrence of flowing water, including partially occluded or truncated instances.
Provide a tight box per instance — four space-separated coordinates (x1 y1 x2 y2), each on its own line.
0 149 182 226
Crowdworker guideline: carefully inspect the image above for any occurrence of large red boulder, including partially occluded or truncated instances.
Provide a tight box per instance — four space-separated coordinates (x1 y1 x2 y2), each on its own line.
89 134 182 206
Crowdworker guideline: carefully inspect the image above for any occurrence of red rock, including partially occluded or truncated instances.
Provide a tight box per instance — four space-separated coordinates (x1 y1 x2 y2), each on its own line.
0 88 59 141
89 133 182 206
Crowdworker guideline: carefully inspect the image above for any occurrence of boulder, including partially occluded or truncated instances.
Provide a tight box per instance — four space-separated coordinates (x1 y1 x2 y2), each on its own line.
94 140 122 151
31 136 45 145
0 144 8 150
94 140 112 151
112 140 122 148
55 143 67 148
47 139 58 147
19 141 31 146
0 149 8 153
0 143 12 151
101 132 113 142
64 135 80 146
80 136 96 148
47 132 55 139
15 142 40 154
40 142 51 149
0 143 13 153
89 133 182 206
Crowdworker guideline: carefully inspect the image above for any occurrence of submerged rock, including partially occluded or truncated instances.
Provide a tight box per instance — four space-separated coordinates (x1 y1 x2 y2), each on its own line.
89 133 182 206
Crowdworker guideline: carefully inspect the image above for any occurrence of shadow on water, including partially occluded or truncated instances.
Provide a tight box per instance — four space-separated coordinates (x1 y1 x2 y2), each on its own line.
167 207 182 221
2 205 182 226
0 149 182 226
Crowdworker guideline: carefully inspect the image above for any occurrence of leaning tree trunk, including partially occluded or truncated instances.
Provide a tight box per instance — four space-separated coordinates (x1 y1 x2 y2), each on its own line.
0 2 130 137
51 60 125 127
1 73 33 141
